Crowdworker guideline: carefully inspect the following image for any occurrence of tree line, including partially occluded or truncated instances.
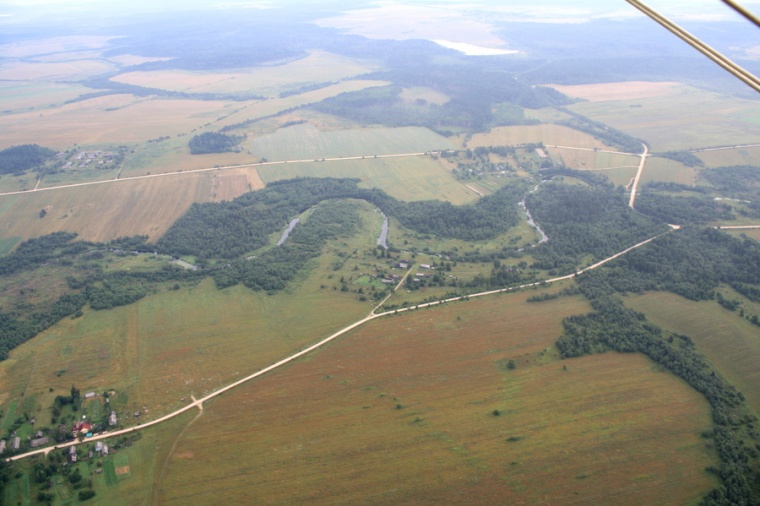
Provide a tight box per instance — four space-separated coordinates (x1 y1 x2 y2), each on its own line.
0 144 56 175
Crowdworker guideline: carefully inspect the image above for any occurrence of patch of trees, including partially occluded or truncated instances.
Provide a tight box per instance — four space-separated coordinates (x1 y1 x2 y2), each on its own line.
0 232 88 277
307 63 570 132
526 183 668 274
158 177 527 261
700 165 760 201
212 200 360 292
0 144 56 175
79 76 263 102
654 150 703 167
636 193 734 225
579 226 760 302
642 181 709 194
188 132 246 154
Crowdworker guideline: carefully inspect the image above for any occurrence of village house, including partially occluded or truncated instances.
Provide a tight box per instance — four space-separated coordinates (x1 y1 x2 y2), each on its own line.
69 445 77 463
11 436 20 450
30 436 49 448
72 421 92 436
108 411 118 426
85 392 96 399
0 440 5 453
397 262 408 269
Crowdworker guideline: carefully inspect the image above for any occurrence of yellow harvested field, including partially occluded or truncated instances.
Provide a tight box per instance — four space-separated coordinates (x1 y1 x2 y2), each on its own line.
0 168 263 242
547 81 682 102
112 51 377 96
0 35 117 58
400 86 450 105
0 94 236 149
0 59 115 81
214 80 390 129
470 125 607 150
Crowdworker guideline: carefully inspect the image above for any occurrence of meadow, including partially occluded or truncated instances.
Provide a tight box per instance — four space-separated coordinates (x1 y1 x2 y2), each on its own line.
567 85 760 152
626 291 760 415
696 146 760 168
154 290 716 505
257 156 476 204
250 124 455 161
468 124 607 150
112 51 378 97
641 157 698 185
548 81 682 102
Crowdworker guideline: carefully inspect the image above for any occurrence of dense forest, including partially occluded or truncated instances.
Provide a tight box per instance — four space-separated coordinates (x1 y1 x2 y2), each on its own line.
0 144 56 175
158 177 527 260
526 182 669 273
188 132 246 154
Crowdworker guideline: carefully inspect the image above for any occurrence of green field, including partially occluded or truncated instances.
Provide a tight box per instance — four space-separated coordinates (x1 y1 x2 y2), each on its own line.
258 156 476 204
641 157 698 185
626 291 760 415
251 124 455 161
695 146 760 168
155 290 716 505
568 86 760 152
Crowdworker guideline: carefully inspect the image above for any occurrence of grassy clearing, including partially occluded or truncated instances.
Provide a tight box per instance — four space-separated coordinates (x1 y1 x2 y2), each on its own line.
112 51 377 97
399 86 450 105
155 291 715 505
258 156 476 204
0 81 90 113
695 146 760 168
567 85 760 152
469 124 607 150
641 157 698 185
250 124 455 161
0 236 19 255
626 291 760 416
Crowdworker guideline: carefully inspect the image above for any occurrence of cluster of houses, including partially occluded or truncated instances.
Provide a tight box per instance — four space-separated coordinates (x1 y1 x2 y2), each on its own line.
62 150 118 170
68 440 109 463
0 436 20 454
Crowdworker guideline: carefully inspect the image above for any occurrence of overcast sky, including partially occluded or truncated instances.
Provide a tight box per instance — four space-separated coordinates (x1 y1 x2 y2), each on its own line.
2 0 759 21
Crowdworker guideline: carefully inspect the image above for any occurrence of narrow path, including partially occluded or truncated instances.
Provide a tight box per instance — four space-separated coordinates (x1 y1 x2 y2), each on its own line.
5 228 670 463
715 225 760 229
628 143 649 209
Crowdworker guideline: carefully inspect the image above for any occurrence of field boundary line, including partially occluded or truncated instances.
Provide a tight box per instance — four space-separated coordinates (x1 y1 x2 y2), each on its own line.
4 227 671 463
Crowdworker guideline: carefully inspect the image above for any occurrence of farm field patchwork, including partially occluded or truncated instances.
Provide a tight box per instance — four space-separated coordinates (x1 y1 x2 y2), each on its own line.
154 291 716 505
625 291 760 415
640 157 697 185
0 81 90 113
567 86 760 152
0 94 235 149
111 51 378 97
0 59 115 81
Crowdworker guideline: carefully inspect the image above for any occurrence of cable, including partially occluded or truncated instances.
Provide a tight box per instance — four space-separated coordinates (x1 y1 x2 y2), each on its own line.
722 0 760 28
625 0 760 93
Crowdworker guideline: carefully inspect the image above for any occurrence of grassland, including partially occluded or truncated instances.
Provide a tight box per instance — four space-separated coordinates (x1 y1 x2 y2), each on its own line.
469 125 607 150
251 124 455 161
257 156 476 204
0 81 90 113
641 157 698 185
0 60 115 82
567 85 760 152
626 291 760 416
112 51 378 97
155 290 716 505
695 146 760 168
